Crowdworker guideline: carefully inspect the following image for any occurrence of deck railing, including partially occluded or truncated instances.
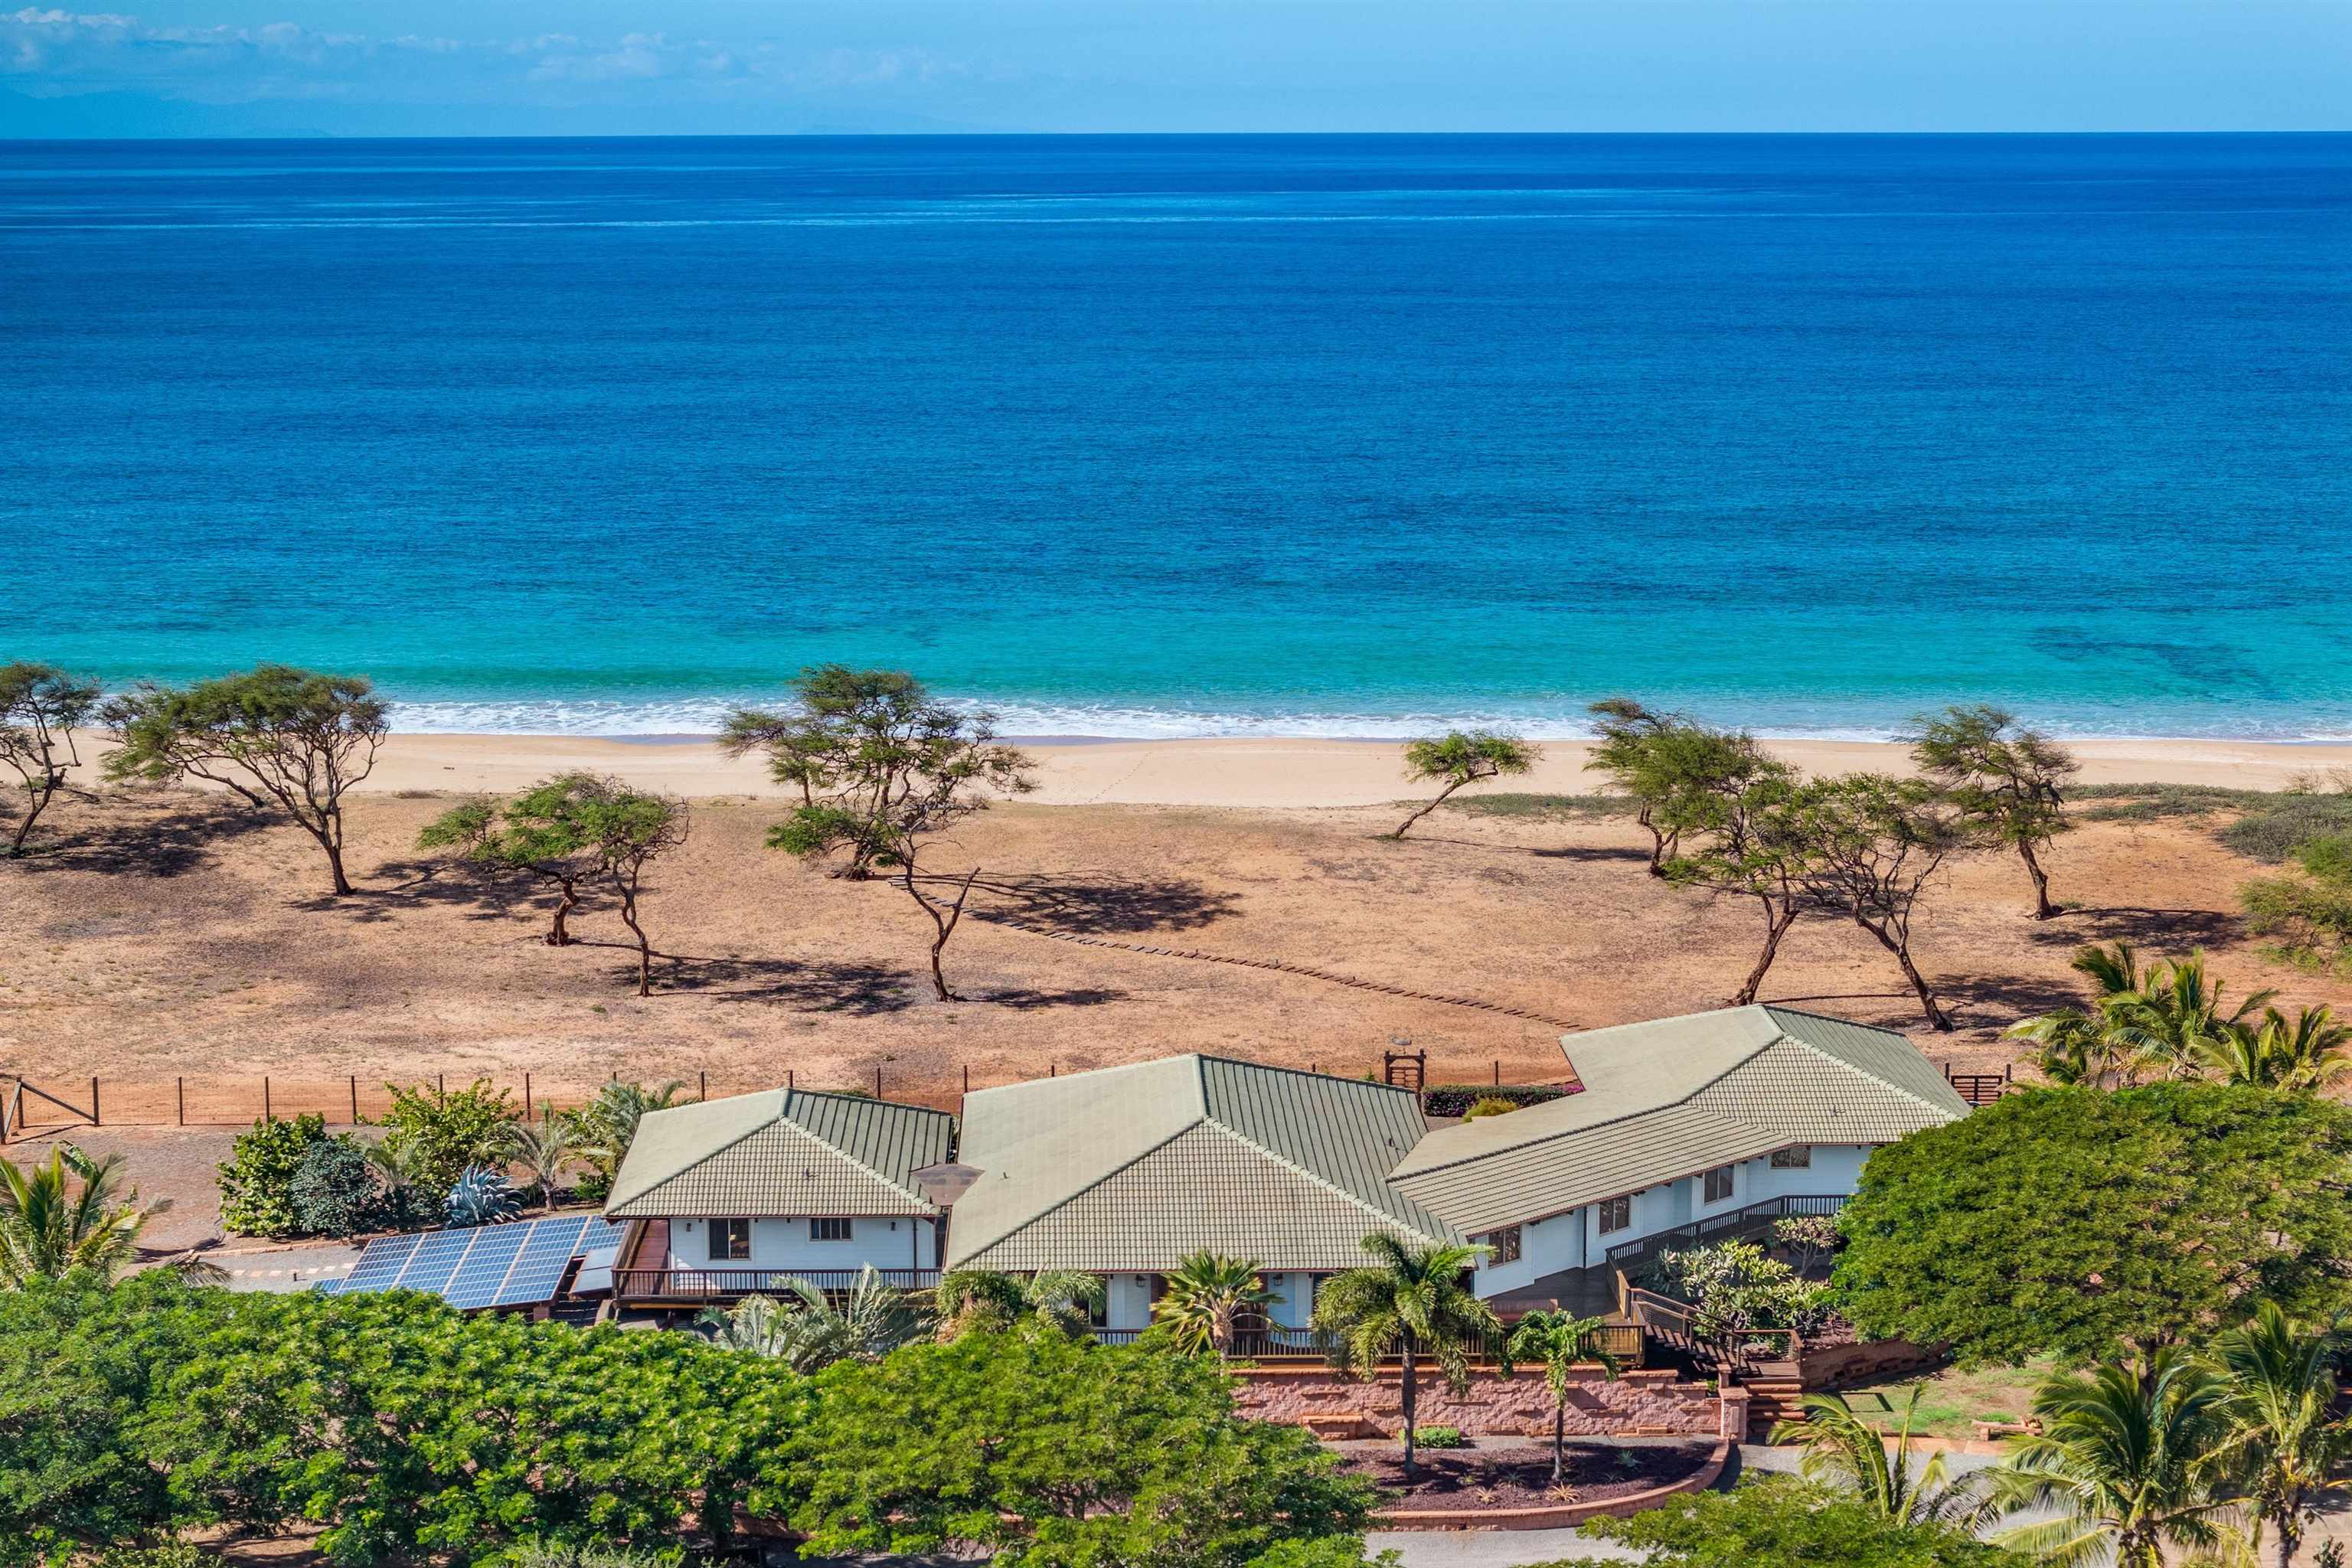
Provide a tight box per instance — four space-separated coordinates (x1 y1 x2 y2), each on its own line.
613 1266 940 1300
1086 1321 1645 1368
1603 1192 1848 1277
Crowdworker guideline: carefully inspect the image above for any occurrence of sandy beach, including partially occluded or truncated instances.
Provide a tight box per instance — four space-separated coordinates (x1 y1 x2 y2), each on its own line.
351 732 2352 807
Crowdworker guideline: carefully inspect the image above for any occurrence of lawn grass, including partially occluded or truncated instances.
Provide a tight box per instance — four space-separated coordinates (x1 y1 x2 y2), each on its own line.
1820 1361 2050 1441
1429 792 1635 821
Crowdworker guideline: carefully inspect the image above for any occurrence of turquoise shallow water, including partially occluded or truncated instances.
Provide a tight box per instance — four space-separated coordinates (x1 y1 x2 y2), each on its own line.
5 134 2349 737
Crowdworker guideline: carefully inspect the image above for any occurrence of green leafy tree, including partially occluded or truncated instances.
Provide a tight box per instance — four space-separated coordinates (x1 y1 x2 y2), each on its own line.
2205 1302 2352 1568
1548 1475 2030 1568
1151 1252 1277 1357
1834 1084 2352 1367
1648 1239 1834 1336
0 1146 169 1285
377 1079 517 1194
416 782 600 946
1905 704 2078 920
1770 1388 1984 1527
1584 698 1770 877
560 1080 684 1201
1502 1311 1622 1485
216 1113 333 1238
102 664 387 896
699 1269 923 1371
933 1267 1106 1340
1308 1233 1501 1477
1661 758 1814 1004
777 1330 1374 1568
0 661 101 855
750 669 1034 1000
1390 730 1540 838
1985 1350 2242 1568
2242 834 2352 976
1782 773 1967 1031
286 1135 384 1239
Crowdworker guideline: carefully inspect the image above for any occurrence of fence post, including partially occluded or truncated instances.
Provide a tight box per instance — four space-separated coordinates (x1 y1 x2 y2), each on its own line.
178 1077 185 1127
92 1076 101 1127
350 1075 359 1124
699 1071 707 1102
263 1077 270 1122
1492 1060 1500 1086
875 1065 883 1099
788 1068 795 1091
523 1072 532 1115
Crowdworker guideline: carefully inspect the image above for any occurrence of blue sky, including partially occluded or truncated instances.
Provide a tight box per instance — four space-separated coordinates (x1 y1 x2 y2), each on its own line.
3 0 2347 137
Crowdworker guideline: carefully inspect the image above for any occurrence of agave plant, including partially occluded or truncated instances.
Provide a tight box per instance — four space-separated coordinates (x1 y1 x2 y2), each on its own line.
444 1164 521 1227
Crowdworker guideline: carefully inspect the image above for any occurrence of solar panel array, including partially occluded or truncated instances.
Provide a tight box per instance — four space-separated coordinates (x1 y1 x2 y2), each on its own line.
322 1215 624 1311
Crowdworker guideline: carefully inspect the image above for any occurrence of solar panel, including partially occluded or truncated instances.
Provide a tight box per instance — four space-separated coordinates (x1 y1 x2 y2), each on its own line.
393 1228 478 1295
340 1231 421 1292
491 1214 593 1307
442 1225 531 1312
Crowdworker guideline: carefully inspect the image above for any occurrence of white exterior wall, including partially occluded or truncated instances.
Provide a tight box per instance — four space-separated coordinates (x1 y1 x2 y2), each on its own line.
666 1214 935 1273
1102 1269 1321 1332
1264 1271 1315 1328
1469 1207 1589 1297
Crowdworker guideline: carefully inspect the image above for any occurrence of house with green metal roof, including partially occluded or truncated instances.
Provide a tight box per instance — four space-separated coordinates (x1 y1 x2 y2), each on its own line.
946 1054 1461 1334
603 1087 955 1305
1388 1005 1968 1308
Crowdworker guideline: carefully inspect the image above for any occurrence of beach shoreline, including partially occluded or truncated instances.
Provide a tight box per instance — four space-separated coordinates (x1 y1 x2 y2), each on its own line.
347 731 2352 808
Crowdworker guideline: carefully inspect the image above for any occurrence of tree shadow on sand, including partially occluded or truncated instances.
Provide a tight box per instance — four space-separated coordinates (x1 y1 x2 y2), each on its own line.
13 799 277 880
286 857 573 927
946 871 1243 937
1936 972 2092 1028
576 946 923 1016
2026 906 2243 950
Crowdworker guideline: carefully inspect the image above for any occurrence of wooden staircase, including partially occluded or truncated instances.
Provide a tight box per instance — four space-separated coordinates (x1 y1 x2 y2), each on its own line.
1741 1364 1806 1438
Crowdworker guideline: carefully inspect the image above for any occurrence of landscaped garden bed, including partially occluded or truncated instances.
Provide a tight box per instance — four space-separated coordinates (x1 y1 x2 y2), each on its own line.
1338 1439 1718 1511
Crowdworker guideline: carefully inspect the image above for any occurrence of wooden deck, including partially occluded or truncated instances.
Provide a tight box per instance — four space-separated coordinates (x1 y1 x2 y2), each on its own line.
609 1220 940 1306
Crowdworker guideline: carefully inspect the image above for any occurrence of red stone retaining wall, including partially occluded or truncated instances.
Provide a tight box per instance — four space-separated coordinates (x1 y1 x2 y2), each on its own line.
1798 1338 1943 1390
1232 1364 1723 1439
1371 1439 1734 1532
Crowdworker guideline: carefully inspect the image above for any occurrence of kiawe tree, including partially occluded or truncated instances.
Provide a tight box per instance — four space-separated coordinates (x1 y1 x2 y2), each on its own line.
1660 750 1814 1004
416 780 603 946
732 667 1033 1001
1585 698 1766 877
1785 773 1965 1031
1905 704 2078 920
103 663 388 896
1390 730 1539 838
0 661 101 856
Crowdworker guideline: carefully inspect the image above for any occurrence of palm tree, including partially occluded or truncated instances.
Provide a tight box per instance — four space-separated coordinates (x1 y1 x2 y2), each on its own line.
2199 1007 2352 1093
1151 1252 1276 1357
565 1080 686 1191
2014 942 2275 1088
1309 1233 1501 1478
2206 1303 2352 1568
932 1267 1106 1341
0 1145 172 1285
1772 1387 1984 1527
1504 1311 1623 1485
2012 941 2147 1087
1987 1349 2245 1568
698 1267 922 1371
2127 952 2273 1080
501 1110 577 1210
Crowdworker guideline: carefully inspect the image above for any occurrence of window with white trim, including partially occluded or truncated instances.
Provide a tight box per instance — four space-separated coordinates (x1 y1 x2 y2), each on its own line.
1598 1195 1632 1234
810 1217 853 1242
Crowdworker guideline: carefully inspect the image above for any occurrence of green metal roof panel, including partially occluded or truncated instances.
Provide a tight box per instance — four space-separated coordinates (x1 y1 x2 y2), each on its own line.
605 1088 953 1219
1389 1104 1792 1236
953 1120 1455 1272
945 1055 1461 1270
1691 1038 1965 1142
1763 1007 1971 1118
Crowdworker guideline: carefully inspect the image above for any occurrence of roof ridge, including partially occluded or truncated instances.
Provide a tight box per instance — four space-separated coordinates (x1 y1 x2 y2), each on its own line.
606 1089 788 1211
1389 1095 1694 1181
1200 1115 1455 1246
779 1090 936 1210
949 1116 1207 1267
1771 1034 1958 1119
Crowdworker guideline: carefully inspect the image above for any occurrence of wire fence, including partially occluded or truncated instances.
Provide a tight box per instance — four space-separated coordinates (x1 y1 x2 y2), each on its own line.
0 1055 1583 1142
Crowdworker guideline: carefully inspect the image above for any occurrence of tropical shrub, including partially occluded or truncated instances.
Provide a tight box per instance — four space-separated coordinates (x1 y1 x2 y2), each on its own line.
1836 1084 2352 1367
1648 1240 1833 1335
1770 1214 1843 1276
216 1114 332 1238
563 1080 685 1202
378 1080 517 1194
1411 1425 1467 1449
2243 833 2352 976
286 1135 383 1239
1422 1084 1570 1118
1459 1097 1520 1121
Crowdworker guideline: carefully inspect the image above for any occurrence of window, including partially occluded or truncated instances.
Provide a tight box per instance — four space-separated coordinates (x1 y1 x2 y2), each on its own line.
1598 1196 1632 1234
1772 1145 1813 1169
707 1218 752 1262
1704 1165 1736 1204
1481 1225 1523 1266
810 1217 853 1242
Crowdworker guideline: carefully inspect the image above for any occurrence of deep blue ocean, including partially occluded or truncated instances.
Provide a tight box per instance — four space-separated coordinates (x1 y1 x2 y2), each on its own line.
5 134 2349 738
